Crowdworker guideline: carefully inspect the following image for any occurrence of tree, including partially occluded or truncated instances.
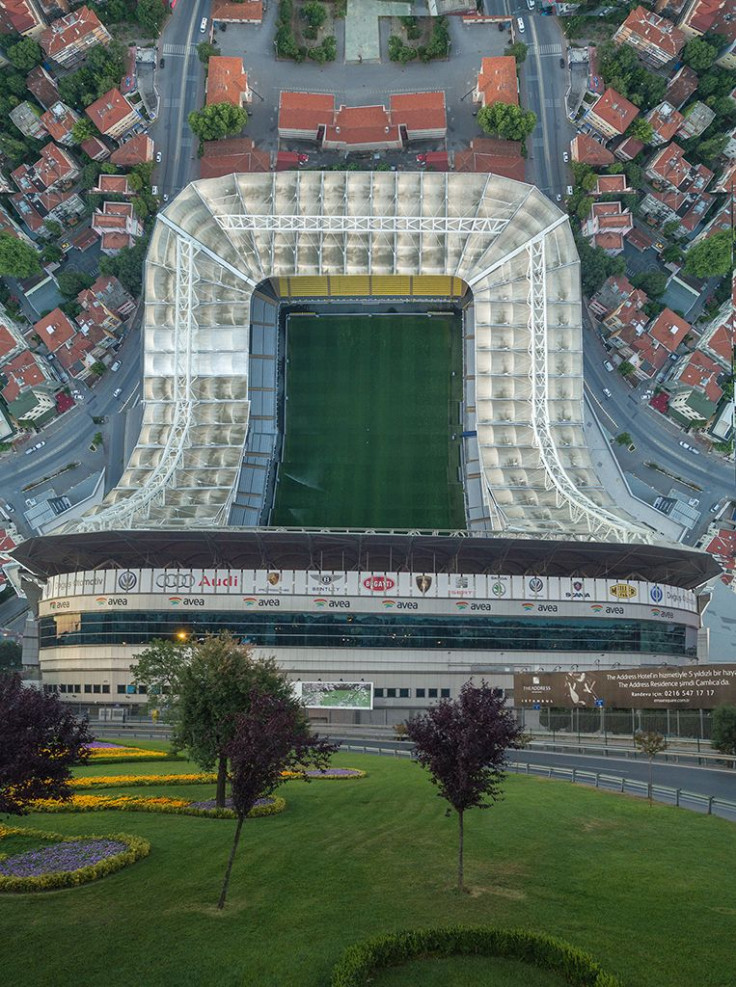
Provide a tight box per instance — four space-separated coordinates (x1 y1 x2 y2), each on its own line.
682 38 717 73
56 269 94 298
684 232 733 279
0 233 41 278
615 432 633 446
137 0 168 37
661 244 682 264
626 117 653 145
217 687 337 909
0 640 22 671
505 41 528 63
618 361 635 378
633 730 667 806
132 632 296 807
0 673 92 815
197 40 220 63
405 680 523 891
71 118 96 144
477 102 537 142
188 102 247 142
711 705 736 757
6 38 43 72
632 269 668 298
41 243 64 264
302 1 326 28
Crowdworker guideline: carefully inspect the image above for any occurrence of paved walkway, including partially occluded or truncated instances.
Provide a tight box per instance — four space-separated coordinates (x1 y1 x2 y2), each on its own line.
345 0 411 63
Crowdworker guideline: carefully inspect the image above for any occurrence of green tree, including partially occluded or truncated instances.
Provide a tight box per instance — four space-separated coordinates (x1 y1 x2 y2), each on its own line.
197 41 220 63
56 269 94 298
633 730 667 806
615 432 633 446
137 0 168 36
302 0 326 28
697 133 728 164
682 38 717 73
505 41 528 63
632 269 668 298
0 233 41 278
99 236 149 296
576 196 593 220
477 102 536 142
41 243 63 264
626 117 653 144
71 118 96 143
6 38 43 71
684 232 733 279
711 705 736 757
133 632 298 808
661 244 682 264
618 361 635 378
188 102 247 142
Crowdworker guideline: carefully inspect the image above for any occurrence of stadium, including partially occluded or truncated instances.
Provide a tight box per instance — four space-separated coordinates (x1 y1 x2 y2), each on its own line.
11 172 720 720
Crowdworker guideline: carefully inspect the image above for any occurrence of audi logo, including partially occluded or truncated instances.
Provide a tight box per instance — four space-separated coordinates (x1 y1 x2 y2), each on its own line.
156 573 195 590
117 570 138 591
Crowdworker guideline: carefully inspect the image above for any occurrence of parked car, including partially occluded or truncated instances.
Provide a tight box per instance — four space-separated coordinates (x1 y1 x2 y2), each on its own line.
710 502 721 513
159 57 165 68
603 360 614 372
563 151 569 162
152 185 159 196
156 151 162 163
25 498 36 508
679 440 690 449
163 193 169 202
559 57 565 67
111 361 121 372
35 441 45 449
113 388 122 398
566 185 573 195
690 447 700 455
24 446 35 455
5 503 14 513
688 497 700 508
603 387 612 398
555 192 562 201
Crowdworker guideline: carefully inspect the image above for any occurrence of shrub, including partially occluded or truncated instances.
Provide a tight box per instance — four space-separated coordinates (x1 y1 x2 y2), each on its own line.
330 926 623 987
0 825 149 894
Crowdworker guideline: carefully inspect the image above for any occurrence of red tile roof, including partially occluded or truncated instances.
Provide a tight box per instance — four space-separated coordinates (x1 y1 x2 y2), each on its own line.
594 175 630 195
615 5 685 59
1 349 49 404
95 174 132 194
571 133 615 167
35 141 78 188
626 227 656 251
646 101 683 143
34 307 77 351
109 133 153 165
648 307 690 351
647 142 689 188
589 88 639 135
0 0 42 34
704 528 736 578
206 56 248 107
40 101 79 142
453 137 525 181
211 0 263 21
41 6 108 59
665 65 698 108
475 56 519 107
0 324 22 361
85 88 137 135
325 105 400 147
614 135 644 161
278 92 335 133
26 66 60 110
80 136 110 160
676 350 723 403
200 137 270 178
389 91 446 132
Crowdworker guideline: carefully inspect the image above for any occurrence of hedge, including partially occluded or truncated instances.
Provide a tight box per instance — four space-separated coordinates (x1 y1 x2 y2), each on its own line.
0 825 150 894
30 793 287 820
330 926 623 987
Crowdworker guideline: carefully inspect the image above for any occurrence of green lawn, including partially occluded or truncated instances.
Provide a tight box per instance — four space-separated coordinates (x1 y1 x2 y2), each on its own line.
271 314 465 529
2 753 735 987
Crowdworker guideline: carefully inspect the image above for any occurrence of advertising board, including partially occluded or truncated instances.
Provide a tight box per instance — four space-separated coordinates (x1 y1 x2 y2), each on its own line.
514 664 736 709
293 681 373 710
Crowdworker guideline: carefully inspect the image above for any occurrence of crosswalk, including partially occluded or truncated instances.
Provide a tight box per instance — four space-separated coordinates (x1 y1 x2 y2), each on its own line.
527 43 563 56
162 42 194 55
544 97 562 108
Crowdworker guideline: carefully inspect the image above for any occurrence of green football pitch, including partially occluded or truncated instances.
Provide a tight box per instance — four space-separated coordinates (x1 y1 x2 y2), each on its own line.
270 313 465 529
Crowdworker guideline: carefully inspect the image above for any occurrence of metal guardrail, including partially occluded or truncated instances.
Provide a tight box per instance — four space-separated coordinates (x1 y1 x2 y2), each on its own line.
526 740 735 770
334 744 736 824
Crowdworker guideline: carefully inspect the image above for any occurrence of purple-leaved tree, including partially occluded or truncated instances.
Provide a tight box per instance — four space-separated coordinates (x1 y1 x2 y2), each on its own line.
405 680 524 892
0 673 92 815
217 687 338 909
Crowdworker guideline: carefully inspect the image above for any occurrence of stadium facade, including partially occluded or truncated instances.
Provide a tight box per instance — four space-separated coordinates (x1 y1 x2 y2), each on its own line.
11 173 720 719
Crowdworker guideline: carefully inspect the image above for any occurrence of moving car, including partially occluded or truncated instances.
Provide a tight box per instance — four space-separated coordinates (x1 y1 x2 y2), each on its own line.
517 17 525 32
602 387 612 398
35 440 45 449
563 151 569 162
603 360 614 372
560 57 565 67
679 440 690 449
163 193 169 202
156 151 162 163
113 388 122 398
200 16 207 31
159 57 165 68
555 192 562 201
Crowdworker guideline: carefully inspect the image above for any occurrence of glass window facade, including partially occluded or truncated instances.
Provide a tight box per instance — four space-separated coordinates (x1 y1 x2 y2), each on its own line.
39 610 690 656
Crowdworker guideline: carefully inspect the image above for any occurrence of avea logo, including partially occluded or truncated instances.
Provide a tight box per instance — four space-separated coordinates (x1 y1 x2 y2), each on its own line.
242 597 258 607
95 597 107 606
522 603 535 612
382 599 396 609
455 601 469 610
590 604 604 613
313 598 328 608
168 597 182 606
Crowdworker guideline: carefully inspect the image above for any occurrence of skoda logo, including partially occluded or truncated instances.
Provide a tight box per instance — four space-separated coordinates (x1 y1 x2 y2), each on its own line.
529 577 544 594
650 585 663 603
117 570 137 592
491 581 506 597
156 573 195 590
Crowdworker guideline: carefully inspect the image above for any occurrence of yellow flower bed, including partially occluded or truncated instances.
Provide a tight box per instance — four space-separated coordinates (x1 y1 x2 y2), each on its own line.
30 793 286 820
72 773 217 789
88 748 168 759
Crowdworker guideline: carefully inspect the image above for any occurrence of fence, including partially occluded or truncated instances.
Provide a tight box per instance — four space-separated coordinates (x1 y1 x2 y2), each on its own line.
529 706 713 742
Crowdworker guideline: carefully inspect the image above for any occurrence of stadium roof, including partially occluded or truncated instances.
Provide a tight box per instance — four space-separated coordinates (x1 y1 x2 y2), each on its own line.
11 531 720 588
70 171 667 545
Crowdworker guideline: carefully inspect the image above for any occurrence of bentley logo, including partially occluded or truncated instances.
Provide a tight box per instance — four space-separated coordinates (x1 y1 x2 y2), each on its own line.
267 572 280 586
117 570 137 592
416 575 432 594
309 573 343 586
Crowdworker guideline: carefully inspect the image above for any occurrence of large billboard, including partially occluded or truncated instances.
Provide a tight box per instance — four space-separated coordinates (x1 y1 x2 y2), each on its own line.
514 664 736 710
293 681 373 710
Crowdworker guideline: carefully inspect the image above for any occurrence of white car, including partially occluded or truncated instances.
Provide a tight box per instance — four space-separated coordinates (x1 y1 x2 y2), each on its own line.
555 192 562 201
604 360 614 372
35 440 45 449
163 193 169 202
111 361 121 372
602 387 612 398
679 440 690 449
156 151 162 163
24 447 35 455
563 151 569 163
25 498 37 508
113 388 122 398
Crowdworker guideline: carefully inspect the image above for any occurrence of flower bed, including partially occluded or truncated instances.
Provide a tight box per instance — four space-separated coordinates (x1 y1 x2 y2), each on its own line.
0 825 149 893
30 793 286 820
86 742 170 761
330 926 622 987
71 769 364 790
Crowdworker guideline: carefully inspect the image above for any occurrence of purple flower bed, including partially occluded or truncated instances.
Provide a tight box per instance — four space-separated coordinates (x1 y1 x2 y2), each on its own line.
188 797 273 811
86 742 125 750
0 840 128 877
